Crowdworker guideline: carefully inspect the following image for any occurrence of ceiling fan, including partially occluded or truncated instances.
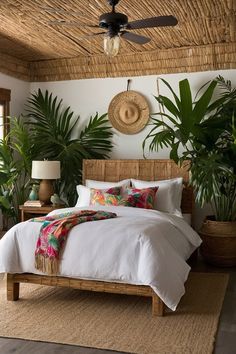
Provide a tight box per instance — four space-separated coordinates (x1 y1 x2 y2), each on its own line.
48 0 178 57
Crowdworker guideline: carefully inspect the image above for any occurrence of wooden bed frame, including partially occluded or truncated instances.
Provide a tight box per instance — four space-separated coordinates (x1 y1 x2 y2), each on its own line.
7 159 193 316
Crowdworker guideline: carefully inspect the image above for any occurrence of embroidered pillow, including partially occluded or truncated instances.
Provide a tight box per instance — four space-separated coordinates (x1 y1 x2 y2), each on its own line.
124 187 158 209
90 189 133 207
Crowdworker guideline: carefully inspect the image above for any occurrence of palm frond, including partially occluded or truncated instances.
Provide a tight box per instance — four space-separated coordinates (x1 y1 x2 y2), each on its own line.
79 113 113 158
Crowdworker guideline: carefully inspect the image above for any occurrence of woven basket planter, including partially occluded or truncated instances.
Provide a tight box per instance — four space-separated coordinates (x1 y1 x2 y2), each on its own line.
199 218 236 267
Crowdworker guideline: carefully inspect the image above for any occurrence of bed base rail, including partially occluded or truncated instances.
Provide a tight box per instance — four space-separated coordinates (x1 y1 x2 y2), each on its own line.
7 273 165 316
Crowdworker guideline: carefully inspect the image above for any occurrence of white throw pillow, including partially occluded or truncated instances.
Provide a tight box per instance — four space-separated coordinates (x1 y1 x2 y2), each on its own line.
75 185 91 207
86 179 130 190
131 178 183 217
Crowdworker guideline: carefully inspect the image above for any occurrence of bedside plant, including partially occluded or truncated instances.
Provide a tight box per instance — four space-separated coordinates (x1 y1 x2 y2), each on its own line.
0 118 33 228
25 89 114 206
0 144 17 229
143 76 236 266
0 90 114 225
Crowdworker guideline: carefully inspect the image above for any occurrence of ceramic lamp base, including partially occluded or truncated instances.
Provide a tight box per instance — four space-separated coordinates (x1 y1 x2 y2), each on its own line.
38 179 54 205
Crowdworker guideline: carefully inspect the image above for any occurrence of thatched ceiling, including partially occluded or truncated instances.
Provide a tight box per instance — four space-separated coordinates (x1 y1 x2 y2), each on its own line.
0 0 235 81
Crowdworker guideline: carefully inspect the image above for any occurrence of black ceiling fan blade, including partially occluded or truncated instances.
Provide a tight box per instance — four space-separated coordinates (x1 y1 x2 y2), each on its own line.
121 31 151 44
127 15 178 30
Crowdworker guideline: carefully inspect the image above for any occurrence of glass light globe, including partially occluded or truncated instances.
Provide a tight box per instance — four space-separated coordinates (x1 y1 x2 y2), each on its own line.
104 34 120 57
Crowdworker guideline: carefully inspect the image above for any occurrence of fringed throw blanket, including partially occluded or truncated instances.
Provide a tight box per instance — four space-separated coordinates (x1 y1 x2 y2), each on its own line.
31 210 117 275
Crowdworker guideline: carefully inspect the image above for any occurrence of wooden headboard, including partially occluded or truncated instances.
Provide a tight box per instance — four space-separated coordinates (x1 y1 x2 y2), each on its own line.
83 159 194 214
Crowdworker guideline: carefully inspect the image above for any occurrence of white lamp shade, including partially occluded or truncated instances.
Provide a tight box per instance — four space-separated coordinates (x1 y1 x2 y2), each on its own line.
32 160 61 180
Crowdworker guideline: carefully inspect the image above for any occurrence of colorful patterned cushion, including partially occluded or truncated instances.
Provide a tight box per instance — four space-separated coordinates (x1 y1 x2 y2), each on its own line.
90 186 158 209
103 187 121 196
124 187 158 209
90 189 133 207
75 186 121 207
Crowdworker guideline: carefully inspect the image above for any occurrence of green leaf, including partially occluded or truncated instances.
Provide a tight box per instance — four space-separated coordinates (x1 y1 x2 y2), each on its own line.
160 78 182 111
155 95 180 119
0 196 11 209
179 79 193 127
193 80 217 123
170 142 180 163
151 112 180 126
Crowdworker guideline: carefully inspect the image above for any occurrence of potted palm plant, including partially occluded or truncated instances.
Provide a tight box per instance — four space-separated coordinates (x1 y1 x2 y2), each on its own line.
143 76 236 266
0 89 114 225
24 89 114 206
0 117 33 228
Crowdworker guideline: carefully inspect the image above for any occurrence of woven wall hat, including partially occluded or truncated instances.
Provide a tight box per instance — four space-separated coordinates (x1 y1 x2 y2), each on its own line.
108 90 149 134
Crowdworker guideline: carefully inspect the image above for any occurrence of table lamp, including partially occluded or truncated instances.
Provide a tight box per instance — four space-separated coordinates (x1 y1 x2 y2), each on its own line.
31 160 61 204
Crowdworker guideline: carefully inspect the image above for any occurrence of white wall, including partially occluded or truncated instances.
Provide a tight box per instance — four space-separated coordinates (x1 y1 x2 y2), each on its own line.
0 73 30 116
30 69 236 160
0 69 233 229
30 69 236 229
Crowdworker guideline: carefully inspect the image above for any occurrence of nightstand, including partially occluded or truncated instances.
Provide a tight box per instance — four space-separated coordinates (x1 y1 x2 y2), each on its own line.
19 205 65 222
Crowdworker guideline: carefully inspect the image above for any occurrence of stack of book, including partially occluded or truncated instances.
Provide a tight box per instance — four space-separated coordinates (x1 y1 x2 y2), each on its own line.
23 200 44 207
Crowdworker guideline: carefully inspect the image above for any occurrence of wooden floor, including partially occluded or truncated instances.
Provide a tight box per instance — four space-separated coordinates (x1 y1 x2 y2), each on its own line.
193 260 236 354
0 257 235 354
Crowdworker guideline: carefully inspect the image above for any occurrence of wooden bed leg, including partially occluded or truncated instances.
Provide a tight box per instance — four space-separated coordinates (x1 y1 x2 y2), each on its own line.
152 294 164 316
7 274 20 301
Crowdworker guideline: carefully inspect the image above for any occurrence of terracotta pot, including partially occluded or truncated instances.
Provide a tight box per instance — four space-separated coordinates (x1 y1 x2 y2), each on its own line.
199 218 236 267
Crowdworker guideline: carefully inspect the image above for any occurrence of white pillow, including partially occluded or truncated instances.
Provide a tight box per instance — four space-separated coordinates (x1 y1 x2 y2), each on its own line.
131 178 183 217
86 179 130 190
75 185 91 207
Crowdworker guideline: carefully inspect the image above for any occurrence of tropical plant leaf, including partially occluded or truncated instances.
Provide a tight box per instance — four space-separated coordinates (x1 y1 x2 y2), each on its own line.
151 112 180 126
193 80 217 122
160 78 182 111
79 113 113 158
155 95 180 119
0 117 34 224
0 195 11 209
148 129 174 152
170 141 180 163
179 79 193 129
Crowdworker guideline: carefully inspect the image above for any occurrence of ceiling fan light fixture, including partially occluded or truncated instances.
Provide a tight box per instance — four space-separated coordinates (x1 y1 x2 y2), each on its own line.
46 0 178 57
104 34 120 57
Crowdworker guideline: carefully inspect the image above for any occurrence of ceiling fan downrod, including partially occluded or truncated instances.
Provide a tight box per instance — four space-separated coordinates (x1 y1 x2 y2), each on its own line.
107 0 120 7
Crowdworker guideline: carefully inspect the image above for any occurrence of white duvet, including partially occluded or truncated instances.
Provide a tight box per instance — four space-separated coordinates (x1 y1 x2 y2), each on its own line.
0 206 202 311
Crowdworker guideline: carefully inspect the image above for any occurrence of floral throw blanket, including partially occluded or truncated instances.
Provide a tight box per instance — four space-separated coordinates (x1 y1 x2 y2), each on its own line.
31 210 117 275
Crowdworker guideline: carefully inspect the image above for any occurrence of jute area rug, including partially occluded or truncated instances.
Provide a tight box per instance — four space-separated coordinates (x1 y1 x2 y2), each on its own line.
0 272 228 354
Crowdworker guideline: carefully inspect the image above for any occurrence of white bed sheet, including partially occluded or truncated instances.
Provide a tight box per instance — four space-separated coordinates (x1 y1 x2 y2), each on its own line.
0 206 202 311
